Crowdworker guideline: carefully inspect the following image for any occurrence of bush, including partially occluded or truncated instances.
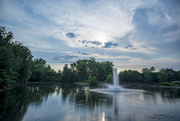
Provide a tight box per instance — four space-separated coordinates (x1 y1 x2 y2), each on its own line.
172 81 180 85
168 83 174 86
105 74 113 83
160 81 175 86
88 76 98 85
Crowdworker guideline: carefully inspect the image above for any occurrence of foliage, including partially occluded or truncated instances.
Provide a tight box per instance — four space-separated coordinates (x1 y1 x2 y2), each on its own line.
87 75 98 85
105 74 113 83
158 68 176 82
59 58 114 83
0 27 33 88
119 67 179 84
61 64 77 82
30 58 62 82
141 66 155 73
0 27 62 88
64 58 114 82
144 72 153 83
160 82 174 86
1 26 180 88
119 70 143 82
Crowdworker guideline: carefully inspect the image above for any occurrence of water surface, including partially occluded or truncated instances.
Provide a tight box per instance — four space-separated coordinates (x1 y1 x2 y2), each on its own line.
0 83 180 121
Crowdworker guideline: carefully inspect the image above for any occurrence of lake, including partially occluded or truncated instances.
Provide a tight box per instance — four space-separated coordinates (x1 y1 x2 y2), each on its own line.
0 83 180 121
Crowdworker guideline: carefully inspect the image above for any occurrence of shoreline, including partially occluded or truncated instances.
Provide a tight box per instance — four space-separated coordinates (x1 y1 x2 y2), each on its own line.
75 82 180 88
120 83 180 88
1 82 180 92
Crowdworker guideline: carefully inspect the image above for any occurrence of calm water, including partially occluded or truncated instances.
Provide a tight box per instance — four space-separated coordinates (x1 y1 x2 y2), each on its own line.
0 83 180 121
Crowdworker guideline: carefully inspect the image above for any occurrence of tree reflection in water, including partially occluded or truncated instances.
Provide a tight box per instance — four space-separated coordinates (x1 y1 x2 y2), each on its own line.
0 83 180 121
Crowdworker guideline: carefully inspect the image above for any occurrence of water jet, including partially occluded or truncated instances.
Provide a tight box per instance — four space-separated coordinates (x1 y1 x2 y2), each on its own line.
90 67 146 93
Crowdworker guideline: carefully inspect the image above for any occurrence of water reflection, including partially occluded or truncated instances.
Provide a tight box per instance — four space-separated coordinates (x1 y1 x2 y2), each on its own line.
0 84 180 121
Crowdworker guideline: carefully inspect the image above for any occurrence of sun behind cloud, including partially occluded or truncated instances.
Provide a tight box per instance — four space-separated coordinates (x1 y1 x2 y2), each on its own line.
95 32 108 47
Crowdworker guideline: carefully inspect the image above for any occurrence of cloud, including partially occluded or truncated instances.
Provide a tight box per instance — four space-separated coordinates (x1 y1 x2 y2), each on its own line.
103 42 118 48
66 32 76 38
77 52 91 55
57 60 76 63
1 0 180 71
91 41 102 46
124 41 136 50
79 40 102 46
52 55 78 61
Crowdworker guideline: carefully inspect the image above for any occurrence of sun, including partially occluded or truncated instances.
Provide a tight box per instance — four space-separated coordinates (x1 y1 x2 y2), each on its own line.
96 33 108 46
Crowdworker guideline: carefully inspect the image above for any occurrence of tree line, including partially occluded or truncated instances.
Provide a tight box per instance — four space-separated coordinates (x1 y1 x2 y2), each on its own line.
119 67 180 84
0 27 34 88
60 58 114 84
0 27 61 88
0 27 180 88
0 27 114 88
30 57 114 84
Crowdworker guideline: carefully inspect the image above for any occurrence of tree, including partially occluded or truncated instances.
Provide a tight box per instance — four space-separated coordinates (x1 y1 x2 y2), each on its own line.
76 60 88 81
150 66 155 72
144 72 153 83
30 58 47 81
12 42 33 82
88 75 98 85
30 58 62 82
119 70 142 82
61 64 77 82
175 71 180 81
103 61 114 76
105 74 113 83
141 66 155 73
0 27 34 88
0 46 16 87
95 62 106 82
158 68 176 82
71 58 114 82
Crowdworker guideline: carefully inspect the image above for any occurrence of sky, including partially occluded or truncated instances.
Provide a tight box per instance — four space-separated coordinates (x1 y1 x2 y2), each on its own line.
0 0 180 72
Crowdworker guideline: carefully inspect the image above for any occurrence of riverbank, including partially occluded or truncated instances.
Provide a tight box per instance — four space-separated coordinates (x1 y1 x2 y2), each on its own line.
75 82 180 88
120 82 180 88
1 81 180 92
0 82 29 92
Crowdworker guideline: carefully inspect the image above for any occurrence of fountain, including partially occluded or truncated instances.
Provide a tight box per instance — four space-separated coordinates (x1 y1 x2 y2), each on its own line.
89 67 146 93
106 67 121 92
108 67 146 92
90 67 122 92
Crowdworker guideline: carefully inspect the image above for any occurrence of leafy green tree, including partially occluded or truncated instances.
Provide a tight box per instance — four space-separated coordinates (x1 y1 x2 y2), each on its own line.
119 70 142 82
30 58 47 81
144 72 153 82
105 74 113 83
88 75 98 85
0 46 16 87
141 66 158 83
102 61 114 76
30 58 61 82
151 72 159 82
76 60 88 81
61 64 77 82
0 27 34 87
71 58 114 82
12 42 33 82
175 71 180 81
150 66 156 72
95 62 106 82
158 68 176 82
141 66 155 73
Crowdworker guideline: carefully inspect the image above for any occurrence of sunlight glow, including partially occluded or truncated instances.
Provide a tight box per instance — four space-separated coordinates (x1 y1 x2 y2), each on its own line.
95 32 108 46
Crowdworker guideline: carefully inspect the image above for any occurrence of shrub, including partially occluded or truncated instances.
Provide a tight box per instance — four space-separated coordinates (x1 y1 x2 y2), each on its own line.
105 74 113 83
88 75 98 85
168 83 174 86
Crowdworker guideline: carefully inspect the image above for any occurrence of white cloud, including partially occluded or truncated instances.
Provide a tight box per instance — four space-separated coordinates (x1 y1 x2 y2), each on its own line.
30 0 136 47
1 0 180 71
